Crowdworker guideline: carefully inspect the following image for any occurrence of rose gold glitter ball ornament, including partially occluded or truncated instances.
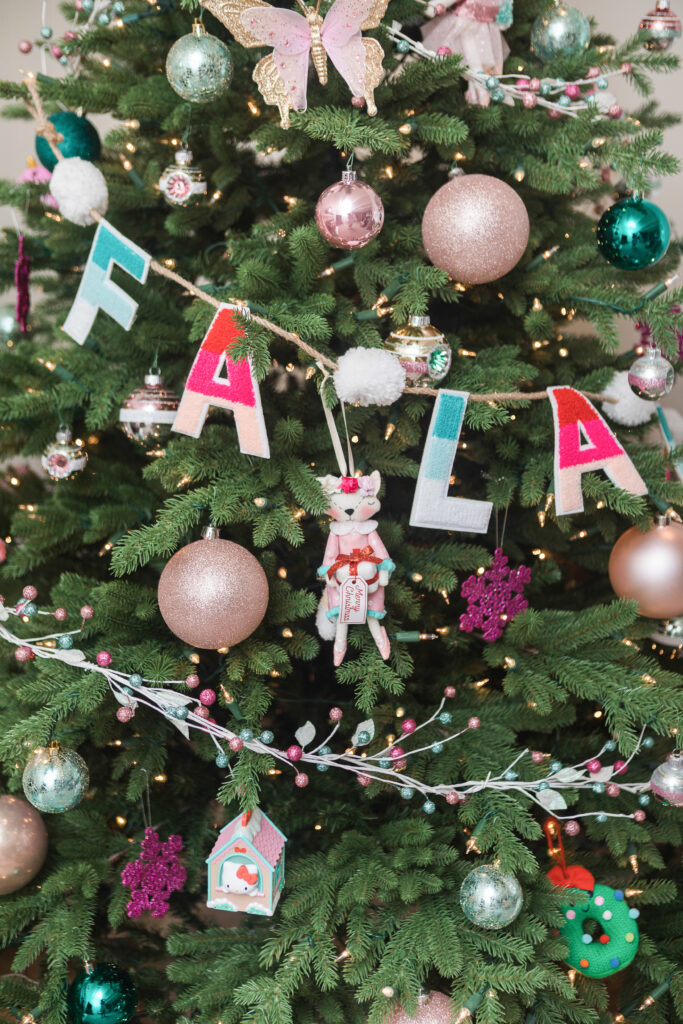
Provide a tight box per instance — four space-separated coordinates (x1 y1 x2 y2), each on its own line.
157 525 269 649
421 174 530 285
608 514 683 619
315 170 384 250
0 794 47 894
119 371 180 453
387 991 456 1024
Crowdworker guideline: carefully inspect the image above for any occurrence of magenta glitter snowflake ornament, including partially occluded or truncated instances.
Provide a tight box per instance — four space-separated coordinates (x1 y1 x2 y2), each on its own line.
121 827 186 918
459 548 531 642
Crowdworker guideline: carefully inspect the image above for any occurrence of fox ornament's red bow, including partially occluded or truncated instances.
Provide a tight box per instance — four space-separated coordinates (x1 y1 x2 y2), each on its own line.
328 546 382 582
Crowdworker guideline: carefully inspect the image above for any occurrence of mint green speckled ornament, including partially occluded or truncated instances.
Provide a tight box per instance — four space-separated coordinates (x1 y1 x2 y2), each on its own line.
460 863 523 929
531 4 590 62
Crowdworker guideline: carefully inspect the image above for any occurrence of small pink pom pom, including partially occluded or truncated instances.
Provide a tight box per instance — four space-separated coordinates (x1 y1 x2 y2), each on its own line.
620 62 632 74
80 605 94 619
587 759 601 774
54 607 67 621
529 77 541 91
565 820 580 836
444 685 456 697
199 688 216 706
587 66 601 78
614 760 628 775
548 108 564 119
351 96 365 108
358 773 372 787
96 651 112 667
287 744 303 761
516 77 530 89
565 83 581 99
633 809 646 822
195 706 210 720
468 717 480 729
15 645 34 662
606 783 620 797
329 707 343 721
401 718 417 734
185 673 200 689
22 585 38 600
531 751 545 764
523 93 538 109
116 706 135 722
295 772 309 788
437 46 452 56
229 736 243 751
446 791 459 805
608 104 623 119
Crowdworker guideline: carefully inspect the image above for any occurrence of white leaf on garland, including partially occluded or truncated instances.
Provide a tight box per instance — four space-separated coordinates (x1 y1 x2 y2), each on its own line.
0 605 10 622
152 690 194 706
538 789 568 811
592 766 615 783
61 648 87 663
552 767 585 784
295 721 316 748
352 719 375 745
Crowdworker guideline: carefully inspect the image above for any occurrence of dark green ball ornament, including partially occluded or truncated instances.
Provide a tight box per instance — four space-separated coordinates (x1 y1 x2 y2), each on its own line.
66 963 137 1024
35 111 101 172
597 196 670 271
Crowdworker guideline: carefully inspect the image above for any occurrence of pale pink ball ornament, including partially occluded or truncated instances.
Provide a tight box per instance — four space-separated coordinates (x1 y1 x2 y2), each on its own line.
185 673 200 689
444 685 456 697
0 795 47 895
606 783 620 797
228 735 243 750
19 40 33 54
329 707 343 721
54 607 67 622
157 525 268 650
315 170 384 250
421 174 529 285
195 706 211 720
529 77 541 91
523 93 538 108
564 820 581 836
445 791 459 805
116 706 135 723
387 991 455 1024
295 772 309 788
609 516 683 619
468 717 480 729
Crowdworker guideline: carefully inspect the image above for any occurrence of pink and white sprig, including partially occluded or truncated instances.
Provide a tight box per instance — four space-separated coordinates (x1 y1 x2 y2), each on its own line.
0 593 651 821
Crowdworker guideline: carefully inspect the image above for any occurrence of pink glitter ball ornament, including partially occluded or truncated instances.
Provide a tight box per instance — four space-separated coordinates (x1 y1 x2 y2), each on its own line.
116 706 135 723
565 83 581 99
459 548 530 642
54 607 67 621
80 605 94 620
606 783 620 797
96 651 112 667
199 688 216 706
22 585 38 600
468 717 480 730
228 735 243 750
295 772 309 788
437 45 452 56
287 744 303 761
516 77 530 89
586 759 602 774
401 718 417 734
633 809 646 822
523 93 538 109
564 820 581 836
445 791 459 805
531 751 545 764
121 828 186 918
15 645 34 662
444 685 456 697
358 773 372 787
329 707 343 721
614 760 628 775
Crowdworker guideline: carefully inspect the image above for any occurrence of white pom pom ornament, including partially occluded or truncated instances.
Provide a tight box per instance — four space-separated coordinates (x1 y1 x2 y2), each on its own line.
334 347 406 407
601 371 654 427
49 157 108 226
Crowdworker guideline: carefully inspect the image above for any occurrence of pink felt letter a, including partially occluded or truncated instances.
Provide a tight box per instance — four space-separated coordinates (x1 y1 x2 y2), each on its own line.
172 304 270 459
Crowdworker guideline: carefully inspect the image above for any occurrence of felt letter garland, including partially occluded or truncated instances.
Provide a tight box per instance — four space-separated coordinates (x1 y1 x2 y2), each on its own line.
172 304 270 459
62 219 151 345
410 390 493 534
549 386 648 515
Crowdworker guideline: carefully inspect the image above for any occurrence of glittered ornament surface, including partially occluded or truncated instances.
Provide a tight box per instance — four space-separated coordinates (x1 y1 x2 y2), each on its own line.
22 745 89 813
67 963 137 1024
460 863 523 929
650 749 683 804
597 197 670 270
609 516 683 619
35 111 101 172
640 0 682 50
627 346 674 400
422 174 529 284
157 527 269 649
315 170 384 249
166 22 233 103
121 828 186 917
387 991 456 1024
385 315 451 387
530 3 590 61
119 372 180 452
459 548 530 641
0 794 47 894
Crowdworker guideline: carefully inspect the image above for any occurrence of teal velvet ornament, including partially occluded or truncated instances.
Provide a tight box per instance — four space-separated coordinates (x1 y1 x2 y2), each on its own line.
597 197 670 270
530 4 590 62
166 22 233 104
67 963 137 1024
35 111 101 172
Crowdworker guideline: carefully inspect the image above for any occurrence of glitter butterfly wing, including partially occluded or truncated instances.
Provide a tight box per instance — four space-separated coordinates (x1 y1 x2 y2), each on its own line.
321 0 389 114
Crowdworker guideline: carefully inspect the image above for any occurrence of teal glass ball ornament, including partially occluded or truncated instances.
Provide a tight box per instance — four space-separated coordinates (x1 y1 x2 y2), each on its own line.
597 197 670 270
35 111 101 172
530 4 591 62
67 963 137 1024
460 864 523 930
166 22 233 104
22 745 89 813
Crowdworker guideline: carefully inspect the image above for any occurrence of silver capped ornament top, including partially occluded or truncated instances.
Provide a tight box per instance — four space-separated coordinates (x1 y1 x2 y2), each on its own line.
650 749 683 806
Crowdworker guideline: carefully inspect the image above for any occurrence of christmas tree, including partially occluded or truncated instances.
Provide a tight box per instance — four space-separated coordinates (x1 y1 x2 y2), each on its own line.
0 1 683 1023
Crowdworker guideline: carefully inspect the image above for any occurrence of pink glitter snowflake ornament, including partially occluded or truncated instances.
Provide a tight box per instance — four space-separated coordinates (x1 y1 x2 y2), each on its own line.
121 827 186 918
459 548 531 642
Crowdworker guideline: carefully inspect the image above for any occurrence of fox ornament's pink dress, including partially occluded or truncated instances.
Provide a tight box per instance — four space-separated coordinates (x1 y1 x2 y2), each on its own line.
421 0 513 106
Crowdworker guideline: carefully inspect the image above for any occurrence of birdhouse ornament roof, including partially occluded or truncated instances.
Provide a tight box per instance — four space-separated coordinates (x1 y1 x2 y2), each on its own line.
207 807 286 868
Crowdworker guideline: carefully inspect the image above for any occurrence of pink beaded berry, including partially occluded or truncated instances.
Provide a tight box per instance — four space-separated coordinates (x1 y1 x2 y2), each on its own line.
54 607 67 622
329 707 343 721
437 46 452 56
96 651 112 667
468 717 480 730
523 93 538 109
401 718 417 735
565 83 581 99
633 809 646 822
516 77 530 90
606 783 620 797
116 706 135 723
185 673 200 689
613 760 628 775
446 791 459 805
565 820 581 836
531 751 545 764
620 62 632 74
587 66 601 78
529 77 541 91
199 688 216 706
195 706 211 720
295 772 309 788
229 736 243 751
608 104 623 119
358 773 372 787
64 29 78 41
22 585 38 600
15 645 34 662
444 685 456 698
587 759 602 774
389 745 405 759
80 605 94 619
287 744 303 761
548 108 564 119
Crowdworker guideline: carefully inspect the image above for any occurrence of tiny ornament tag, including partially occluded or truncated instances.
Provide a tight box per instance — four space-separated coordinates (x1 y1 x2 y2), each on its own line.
339 576 368 624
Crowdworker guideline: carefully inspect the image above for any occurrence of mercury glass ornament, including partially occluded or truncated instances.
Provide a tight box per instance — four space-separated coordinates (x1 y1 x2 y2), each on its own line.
627 346 674 400
640 0 682 50
459 863 523 929
530 4 591 62
609 514 683 619
41 426 87 481
315 170 384 249
650 750 683 805
67 962 137 1024
0 794 48 894
158 148 207 207
597 196 670 270
119 372 180 453
165 21 233 104
385 315 451 387
22 744 89 814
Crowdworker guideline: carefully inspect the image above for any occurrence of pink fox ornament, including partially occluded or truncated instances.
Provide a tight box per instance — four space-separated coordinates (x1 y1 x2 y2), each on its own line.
317 471 394 666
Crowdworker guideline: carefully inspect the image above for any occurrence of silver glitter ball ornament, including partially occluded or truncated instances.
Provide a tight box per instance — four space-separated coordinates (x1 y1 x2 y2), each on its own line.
530 4 591 62
166 21 233 104
22 744 89 813
627 346 675 400
158 148 207 207
119 372 180 452
459 863 523 929
650 750 683 805
41 427 87 481
385 315 451 387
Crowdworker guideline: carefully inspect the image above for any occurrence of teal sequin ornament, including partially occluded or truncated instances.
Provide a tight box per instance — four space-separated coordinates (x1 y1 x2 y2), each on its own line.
460 864 523 929
166 21 233 104
35 111 101 172
597 196 670 270
22 744 89 813
530 4 590 62
66 963 137 1024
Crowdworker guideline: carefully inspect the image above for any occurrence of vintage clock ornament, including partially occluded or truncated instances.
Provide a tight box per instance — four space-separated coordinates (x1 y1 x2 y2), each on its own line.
158 147 207 206
385 315 451 386
41 426 87 481
119 371 180 452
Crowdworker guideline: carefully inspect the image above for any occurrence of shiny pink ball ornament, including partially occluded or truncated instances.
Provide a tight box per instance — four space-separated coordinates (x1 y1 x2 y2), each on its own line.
116 706 135 723
422 174 529 285
564 820 581 836
633 809 646 822
54 607 67 622
531 751 545 764
19 40 33 54
295 772 309 788
329 707 343 721
516 77 530 89
15 646 34 663
606 783 620 797
315 170 384 250
228 735 243 750
96 651 112 667
23 586 38 601
529 77 541 91
358 773 372 787
468 717 480 729
351 95 365 108
80 605 94 620
614 760 627 775
523 93 538 108
287 744 303 762
445 791 459 805
565 83 581 98
199 688 216 706
401 718 417 734
587 759 602 774
444 685 456 697
185 673 200 689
